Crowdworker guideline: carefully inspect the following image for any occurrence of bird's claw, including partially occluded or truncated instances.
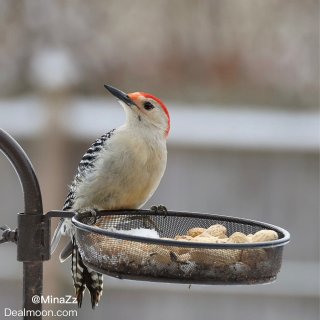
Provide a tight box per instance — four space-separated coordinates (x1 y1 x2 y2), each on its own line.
88 208 99 224
150 205 168 216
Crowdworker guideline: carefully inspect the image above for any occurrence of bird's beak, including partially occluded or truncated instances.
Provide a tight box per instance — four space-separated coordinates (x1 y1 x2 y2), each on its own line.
104 85 136 107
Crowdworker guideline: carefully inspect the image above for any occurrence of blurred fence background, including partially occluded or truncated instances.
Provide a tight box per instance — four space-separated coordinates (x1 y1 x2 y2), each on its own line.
0 1 319 319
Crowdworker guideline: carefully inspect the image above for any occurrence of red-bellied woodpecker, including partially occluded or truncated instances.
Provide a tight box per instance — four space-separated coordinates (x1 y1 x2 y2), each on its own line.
51 85 170 308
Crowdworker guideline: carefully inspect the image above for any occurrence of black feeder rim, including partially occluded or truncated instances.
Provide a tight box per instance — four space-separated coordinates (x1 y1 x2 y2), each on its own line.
72 209 290 285
72 209 290 249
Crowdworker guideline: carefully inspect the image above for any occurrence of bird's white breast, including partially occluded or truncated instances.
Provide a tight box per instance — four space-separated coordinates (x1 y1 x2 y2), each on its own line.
73 127 167 211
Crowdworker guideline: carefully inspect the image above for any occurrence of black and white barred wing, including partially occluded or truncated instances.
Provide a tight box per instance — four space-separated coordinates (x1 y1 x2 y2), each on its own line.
50 129 116 255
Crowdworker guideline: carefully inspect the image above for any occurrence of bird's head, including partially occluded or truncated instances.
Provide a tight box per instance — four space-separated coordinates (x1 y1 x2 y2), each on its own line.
104 85 170 138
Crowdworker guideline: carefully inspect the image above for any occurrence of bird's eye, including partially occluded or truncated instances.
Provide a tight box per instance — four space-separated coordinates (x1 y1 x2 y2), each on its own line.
143 101 155 111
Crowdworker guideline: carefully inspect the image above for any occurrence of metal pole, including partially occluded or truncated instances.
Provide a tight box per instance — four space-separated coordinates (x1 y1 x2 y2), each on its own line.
0 129 46 320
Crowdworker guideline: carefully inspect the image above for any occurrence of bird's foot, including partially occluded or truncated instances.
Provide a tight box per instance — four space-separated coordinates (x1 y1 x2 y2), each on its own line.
150 205 168 216
149 205 168 233
88 208 99 224
77 208 99 225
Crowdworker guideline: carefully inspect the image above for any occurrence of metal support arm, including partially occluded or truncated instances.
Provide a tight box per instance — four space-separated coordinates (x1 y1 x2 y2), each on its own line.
0 129 50 320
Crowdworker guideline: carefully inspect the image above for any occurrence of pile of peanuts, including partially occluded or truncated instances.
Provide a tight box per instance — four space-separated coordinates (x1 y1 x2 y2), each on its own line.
174 224 278 244
98 224 279 277
162 224 279 268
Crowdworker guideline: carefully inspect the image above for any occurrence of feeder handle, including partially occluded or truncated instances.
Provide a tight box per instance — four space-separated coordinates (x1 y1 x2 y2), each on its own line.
0 128 45 320
0 129 43 214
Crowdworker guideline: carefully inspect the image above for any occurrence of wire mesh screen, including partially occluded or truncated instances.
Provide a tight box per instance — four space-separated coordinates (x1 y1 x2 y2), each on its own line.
74 211 289 285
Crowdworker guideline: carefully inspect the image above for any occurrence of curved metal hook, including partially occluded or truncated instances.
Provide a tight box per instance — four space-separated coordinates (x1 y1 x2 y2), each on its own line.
0 129 43 214
0 128 45 320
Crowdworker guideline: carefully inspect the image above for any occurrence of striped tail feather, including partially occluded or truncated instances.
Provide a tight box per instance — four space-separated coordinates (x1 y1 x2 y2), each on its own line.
71 238 103 308
50 219 64 255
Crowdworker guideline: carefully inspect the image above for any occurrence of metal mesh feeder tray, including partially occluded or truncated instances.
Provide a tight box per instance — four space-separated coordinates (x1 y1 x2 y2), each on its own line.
72 210 290 285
